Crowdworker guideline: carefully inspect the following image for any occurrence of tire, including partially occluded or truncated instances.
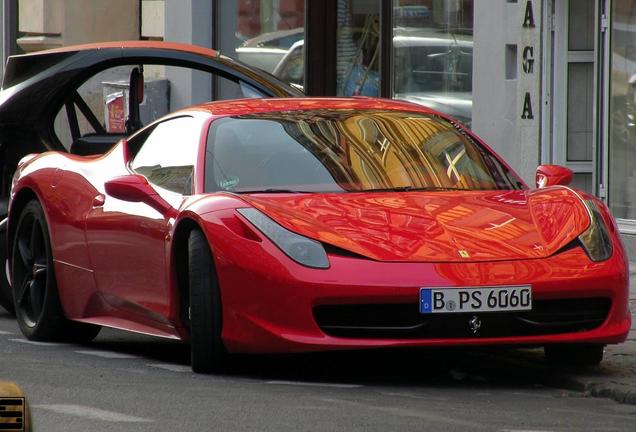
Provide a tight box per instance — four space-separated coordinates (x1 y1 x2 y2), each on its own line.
11 200 101 342
0 223 15 315
544 343 605 367
188 229 227 373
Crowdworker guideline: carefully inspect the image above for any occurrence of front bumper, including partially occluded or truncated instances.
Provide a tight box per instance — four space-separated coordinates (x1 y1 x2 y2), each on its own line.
209 224 630 354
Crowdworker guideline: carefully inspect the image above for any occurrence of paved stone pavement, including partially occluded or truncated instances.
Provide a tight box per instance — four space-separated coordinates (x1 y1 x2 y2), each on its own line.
552 262 636 404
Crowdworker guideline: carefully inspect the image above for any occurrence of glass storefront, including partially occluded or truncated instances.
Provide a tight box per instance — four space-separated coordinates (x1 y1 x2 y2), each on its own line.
234 0 305 76
240 0 474 129
609 0 636 219
393 0 473 127
331 0 474 126
335 0 381 96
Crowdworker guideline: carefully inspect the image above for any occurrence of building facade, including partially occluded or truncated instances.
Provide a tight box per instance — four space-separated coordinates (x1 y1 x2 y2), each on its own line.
2 0 636 253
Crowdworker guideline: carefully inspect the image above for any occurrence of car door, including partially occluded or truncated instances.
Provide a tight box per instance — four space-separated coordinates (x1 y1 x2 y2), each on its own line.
85 115 203 324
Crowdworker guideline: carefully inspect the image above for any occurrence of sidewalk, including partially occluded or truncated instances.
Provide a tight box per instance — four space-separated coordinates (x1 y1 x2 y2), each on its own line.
550 262 636 404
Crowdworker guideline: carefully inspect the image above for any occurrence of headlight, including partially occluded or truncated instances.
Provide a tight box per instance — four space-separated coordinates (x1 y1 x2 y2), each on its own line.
578 200 613 262
237 208 330 269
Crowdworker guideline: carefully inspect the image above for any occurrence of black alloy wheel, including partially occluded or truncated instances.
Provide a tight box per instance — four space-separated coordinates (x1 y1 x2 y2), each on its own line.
11 200 100 341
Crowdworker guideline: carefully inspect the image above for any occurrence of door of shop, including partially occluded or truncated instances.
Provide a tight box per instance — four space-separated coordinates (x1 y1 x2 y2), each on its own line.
548 0 608 197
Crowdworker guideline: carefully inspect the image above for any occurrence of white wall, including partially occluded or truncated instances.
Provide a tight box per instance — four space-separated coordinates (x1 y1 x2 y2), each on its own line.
17 0 138 52
472 0 542 185
164 0 213 109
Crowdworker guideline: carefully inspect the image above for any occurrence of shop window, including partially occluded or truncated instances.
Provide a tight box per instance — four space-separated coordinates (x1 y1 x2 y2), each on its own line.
566 63 593 162
568 0 594 51
609 1 636 219
392 0 474 128
336 0 381 97
234 0 305 80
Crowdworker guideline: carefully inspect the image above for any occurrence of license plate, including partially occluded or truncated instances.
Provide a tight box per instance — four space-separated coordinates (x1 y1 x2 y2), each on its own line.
419 286 532 314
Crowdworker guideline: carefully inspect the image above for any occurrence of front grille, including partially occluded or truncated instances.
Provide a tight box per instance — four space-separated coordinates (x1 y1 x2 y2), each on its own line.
313 298 611 339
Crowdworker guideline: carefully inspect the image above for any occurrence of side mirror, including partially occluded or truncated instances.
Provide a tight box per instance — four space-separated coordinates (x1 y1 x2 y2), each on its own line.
535 165 573 188
105 175 177 218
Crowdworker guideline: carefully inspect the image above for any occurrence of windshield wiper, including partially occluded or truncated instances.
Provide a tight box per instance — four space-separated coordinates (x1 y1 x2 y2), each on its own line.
233 188 313 194
362 186 469 192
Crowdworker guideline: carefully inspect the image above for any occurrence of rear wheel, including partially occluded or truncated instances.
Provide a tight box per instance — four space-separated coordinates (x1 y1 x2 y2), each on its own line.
11 200 101 342
544 343 605 367
188 229 227 373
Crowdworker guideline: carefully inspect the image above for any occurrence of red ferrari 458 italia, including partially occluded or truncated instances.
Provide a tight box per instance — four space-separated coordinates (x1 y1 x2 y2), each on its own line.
6 96 630 372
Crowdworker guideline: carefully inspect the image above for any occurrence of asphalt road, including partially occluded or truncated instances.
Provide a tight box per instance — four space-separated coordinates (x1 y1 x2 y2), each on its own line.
1 309 635 431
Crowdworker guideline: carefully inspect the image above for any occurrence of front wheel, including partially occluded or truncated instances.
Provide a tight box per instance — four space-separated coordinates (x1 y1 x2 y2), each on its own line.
11 200 100 342
188 229 227 373
544 343 605 367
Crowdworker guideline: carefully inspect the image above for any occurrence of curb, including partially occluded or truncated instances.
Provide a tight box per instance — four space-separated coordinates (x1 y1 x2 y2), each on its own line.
548 374 636 405
543 347 636 405
585 382 636 404
479 348 636 406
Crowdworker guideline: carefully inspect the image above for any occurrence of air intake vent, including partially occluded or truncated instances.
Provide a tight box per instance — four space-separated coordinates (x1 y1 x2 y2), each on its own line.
313 298 611 339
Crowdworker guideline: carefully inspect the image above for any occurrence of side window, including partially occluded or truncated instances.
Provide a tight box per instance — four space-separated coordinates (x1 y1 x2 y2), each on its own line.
131 116 200 195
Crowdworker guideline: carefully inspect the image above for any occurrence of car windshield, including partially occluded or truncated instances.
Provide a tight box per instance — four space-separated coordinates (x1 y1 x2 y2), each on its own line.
204 109 524 193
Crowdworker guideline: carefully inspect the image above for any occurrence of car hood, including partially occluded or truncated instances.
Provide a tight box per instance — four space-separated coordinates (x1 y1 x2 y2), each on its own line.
241 187 590 263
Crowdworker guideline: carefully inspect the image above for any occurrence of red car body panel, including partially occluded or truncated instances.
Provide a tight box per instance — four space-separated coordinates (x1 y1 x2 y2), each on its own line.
6 98 631 352
241 188 590 263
